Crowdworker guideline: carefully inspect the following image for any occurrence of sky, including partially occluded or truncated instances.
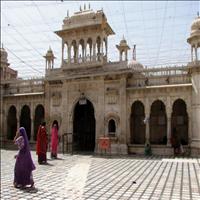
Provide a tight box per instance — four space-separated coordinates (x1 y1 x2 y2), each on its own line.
1 1 199 79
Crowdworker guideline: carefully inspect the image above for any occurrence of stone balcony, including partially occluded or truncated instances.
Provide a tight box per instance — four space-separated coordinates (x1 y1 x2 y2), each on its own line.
62 54 106 70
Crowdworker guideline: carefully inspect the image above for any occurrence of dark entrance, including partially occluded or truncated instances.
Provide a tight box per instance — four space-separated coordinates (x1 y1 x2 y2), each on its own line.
171 99 188 145
73 99 95 152
130 101 145 144
20 105 31 140
34 104 45 141
7 106 17 140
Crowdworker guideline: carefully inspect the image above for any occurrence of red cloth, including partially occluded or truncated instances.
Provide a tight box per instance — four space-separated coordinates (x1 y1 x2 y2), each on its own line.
36 125 48 155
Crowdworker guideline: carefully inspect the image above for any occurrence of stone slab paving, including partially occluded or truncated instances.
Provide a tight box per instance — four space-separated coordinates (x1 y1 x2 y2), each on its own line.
1 150 200 200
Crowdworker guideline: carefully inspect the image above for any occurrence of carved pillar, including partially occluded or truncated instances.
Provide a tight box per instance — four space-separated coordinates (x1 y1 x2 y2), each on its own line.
125 51 128 61
166 96 172 146
120 51 122 61
191 46 193 62
68 45 71 64
93 43 96 61
195 45 198 61
30 103 34 142
166 112 172 147
145 98 150 143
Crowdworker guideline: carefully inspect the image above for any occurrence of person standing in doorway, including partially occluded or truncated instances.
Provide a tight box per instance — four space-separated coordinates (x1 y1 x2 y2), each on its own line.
36 122 48 164
50 120 59 159
13 127 35 188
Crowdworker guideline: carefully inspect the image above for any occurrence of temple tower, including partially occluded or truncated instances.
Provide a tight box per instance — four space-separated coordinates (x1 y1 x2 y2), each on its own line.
187 15 200 153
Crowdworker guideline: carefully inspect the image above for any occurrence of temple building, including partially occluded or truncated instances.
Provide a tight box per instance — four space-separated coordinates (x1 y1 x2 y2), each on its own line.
0 7 200 155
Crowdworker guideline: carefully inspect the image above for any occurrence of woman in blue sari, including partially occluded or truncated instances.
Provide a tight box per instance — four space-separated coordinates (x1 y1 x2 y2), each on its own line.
13 127 36 188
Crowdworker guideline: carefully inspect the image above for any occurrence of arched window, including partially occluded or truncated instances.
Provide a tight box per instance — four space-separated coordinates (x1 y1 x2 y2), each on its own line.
108 119 116 135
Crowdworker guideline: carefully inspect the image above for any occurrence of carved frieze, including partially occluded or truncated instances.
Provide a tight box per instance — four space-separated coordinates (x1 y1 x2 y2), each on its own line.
51 91 62 107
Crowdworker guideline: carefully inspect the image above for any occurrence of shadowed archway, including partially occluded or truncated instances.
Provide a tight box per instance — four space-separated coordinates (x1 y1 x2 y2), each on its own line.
34 104 45 141
171 99 188 145
20 105 31 140
73 99 95 152
150 100 167 144
130 101 145 144
7 106 17 140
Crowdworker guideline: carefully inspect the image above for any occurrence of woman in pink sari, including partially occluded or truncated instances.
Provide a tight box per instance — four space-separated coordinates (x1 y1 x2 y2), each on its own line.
50 120 59 159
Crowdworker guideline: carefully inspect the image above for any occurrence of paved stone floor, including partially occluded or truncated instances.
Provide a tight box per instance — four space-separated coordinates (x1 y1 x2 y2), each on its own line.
1 150 200 200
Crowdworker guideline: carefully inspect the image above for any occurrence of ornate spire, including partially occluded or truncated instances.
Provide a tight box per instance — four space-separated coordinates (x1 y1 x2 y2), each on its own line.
80 5 82 11
132 45 136 60
89 3 90 9
67 10 69 17
197 11 199 17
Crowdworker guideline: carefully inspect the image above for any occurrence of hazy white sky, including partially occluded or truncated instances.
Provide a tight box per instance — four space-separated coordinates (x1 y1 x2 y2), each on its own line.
1 1 199 78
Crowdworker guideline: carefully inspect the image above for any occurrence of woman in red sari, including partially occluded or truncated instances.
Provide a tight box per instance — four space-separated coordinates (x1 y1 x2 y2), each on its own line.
36 122 48 164
50 120 59 159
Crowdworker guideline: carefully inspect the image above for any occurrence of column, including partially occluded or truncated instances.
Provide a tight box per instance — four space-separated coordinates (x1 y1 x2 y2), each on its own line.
120 51 122 61
76 47 79 63
93 43 96 61
31 115 34 142
145 98 150 144
188 110 192 146
68 46 71 64
166 112 171 147
195 46 198 61
125 51 128 61
145 114 150 143
30 103 34 142
191 46 193 62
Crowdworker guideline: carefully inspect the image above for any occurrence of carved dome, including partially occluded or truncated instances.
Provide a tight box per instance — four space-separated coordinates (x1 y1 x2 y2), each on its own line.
190 16 200 37
128 60 143 70
119 38 128 46
45 47 55 59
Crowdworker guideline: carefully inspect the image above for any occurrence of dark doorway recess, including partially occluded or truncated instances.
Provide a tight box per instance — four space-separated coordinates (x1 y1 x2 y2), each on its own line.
73 99 96 152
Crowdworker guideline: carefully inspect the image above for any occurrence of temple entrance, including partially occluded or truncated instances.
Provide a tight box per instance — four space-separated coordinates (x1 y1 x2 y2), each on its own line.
73 99 95 152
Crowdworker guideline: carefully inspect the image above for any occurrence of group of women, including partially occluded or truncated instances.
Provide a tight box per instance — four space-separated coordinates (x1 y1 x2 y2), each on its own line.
13 120 59 189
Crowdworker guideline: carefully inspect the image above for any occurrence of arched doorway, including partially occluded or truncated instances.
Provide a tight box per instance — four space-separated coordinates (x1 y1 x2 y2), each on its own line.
7 106 17 140
34 104 45 141
73 99 95 151
171 99 188 145
20 105 31 140
150 100 167 144
130 101 145 144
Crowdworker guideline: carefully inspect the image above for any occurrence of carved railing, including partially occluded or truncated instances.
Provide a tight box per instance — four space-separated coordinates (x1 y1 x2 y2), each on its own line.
127 65 191 88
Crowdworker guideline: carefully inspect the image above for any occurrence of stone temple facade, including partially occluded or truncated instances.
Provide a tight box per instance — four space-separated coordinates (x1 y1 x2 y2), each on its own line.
0 7 200 155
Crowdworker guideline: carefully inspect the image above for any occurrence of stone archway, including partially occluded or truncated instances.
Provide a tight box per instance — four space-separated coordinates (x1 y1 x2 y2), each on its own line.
20 105 31 140
130 101 145 144
171 99 188 145
150 100 167 144
73 99 96 151
34 104 45 141
7 105 17 140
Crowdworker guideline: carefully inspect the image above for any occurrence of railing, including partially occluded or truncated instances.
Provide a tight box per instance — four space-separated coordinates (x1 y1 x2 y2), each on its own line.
2 78 45 95
62 54 106 69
